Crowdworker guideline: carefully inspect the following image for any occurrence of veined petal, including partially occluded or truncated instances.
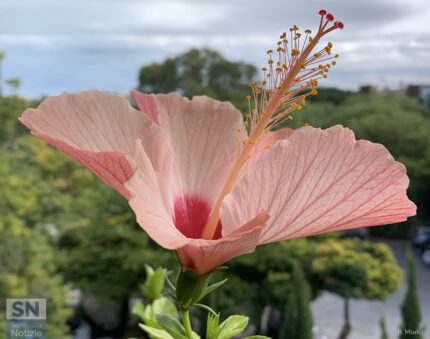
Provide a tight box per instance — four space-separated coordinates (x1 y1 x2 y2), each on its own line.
132 91 245 205
19 90 167 198
176 211 269 275
221 125 416 242
125 140 188 249
245 128 294 171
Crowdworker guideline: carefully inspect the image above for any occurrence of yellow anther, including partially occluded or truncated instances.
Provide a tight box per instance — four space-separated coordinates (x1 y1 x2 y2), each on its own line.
323 74 327 78
262 67 267 71
268 89 273 94
269 135 274 139
266 145 272 149
262 80 267 86
305 29 312 34
305 123 309 126
282 64 288 69
332 61 336 66
236 137 241 142
244 121 248 127
248 155 251 159
237 128 241 133
301 64 306 69
256 117 262 121
249 141 256 145
249 82 254 87
256 89 261 94
314 53 321 58
246 114 251 119
311 89 318 95
278 113 284 118
277 41 282 45
246 95 251 100
298 105 303 110
335 54 339 58
288 115 293 120
295 77 301 82
290 103 297 109
268 59 274 64
267 49 273 54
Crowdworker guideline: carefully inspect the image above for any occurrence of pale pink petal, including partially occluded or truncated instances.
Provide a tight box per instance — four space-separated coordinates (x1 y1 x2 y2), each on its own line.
176 211 269 275
19 90 167 198
132 91 245 205
131 91 160 124
245 128 294 170
221 125 416 242
125 140 189 249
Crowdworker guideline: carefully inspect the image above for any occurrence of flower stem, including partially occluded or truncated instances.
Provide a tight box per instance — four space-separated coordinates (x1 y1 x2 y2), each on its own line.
180 307 193 339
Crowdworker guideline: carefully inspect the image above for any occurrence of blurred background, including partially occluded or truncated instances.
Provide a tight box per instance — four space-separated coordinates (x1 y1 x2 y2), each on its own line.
0 0 429 338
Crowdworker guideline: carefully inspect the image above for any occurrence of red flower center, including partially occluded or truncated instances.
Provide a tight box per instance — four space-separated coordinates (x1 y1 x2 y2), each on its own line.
173 194 222 240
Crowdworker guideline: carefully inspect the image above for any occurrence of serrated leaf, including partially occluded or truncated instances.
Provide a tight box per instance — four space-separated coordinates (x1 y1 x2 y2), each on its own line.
139 323 173 339
156 314 187 339
206 313 220 339
218 315 249 339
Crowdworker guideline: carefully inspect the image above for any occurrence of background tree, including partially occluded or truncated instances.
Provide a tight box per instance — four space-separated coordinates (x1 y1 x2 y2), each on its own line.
279 261 313 339
399 248 423 339
0 51 4 97
137 48 257 113
5 78 21 94
311 239 403 339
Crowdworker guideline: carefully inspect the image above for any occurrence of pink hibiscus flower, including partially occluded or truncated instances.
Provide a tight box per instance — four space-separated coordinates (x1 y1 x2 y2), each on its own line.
19 11 416 275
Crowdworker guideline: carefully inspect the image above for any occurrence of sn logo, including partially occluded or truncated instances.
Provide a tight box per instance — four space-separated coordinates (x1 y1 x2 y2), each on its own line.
6 299 46 320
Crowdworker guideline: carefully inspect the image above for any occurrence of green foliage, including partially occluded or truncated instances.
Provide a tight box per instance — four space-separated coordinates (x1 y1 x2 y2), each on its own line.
0 228 71 337
138 48 257 113
312 238 402 300
0 95 34 144
399 248 423 339
279 261 313 339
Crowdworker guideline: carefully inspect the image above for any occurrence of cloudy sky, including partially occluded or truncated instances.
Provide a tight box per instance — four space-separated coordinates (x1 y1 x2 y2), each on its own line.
1 0 429 97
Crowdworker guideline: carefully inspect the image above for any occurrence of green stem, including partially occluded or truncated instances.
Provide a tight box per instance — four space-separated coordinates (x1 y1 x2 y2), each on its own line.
180 307 193 339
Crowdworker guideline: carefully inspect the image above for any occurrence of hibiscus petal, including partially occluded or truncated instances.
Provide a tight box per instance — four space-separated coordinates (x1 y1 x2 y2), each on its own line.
125 140 188 249
132 91 245 205
221 125 416 243
19 90 166 198
131 91 161 124
176 211 269 275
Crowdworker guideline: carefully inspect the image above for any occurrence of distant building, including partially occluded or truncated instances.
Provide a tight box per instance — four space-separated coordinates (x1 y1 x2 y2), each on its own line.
420 86 430 109
405 85 424 97
359 85 379 94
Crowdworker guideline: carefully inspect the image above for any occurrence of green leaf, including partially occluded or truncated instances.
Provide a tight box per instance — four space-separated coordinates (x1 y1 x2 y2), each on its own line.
132 302 146 321
139 323 173 339
145 266 166 299
153 297 177 318
156 314 187 339
217 315 249 339
201 278 228 299
242 336 272 339
206 313 220 339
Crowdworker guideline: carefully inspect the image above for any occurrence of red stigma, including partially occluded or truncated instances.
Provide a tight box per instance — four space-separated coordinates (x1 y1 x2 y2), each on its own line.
319 9 327 15
326 13 334 21
336 21 344 29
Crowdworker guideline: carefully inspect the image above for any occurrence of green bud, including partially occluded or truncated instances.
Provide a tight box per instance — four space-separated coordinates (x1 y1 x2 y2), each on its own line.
144 265 166 300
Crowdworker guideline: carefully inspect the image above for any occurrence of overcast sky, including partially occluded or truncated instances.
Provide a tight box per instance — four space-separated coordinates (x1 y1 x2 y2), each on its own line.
1 0 429 97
